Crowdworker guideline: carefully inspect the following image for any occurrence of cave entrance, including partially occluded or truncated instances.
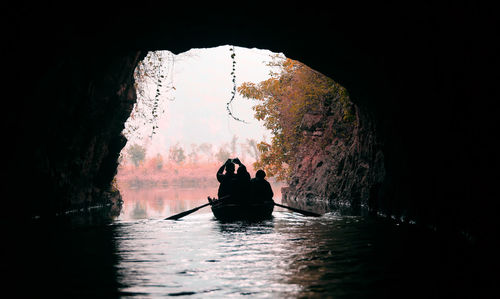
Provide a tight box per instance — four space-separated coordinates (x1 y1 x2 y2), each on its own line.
114 46 285 220
113 45 368 220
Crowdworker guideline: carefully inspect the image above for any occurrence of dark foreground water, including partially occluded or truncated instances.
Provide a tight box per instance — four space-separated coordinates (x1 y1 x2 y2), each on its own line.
6 188 495 298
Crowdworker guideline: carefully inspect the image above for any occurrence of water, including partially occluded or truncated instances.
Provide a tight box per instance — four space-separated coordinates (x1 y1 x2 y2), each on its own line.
8 187 491 298
113 213 386 298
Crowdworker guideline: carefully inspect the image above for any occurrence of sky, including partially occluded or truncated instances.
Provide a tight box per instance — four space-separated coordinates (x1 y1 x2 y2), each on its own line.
123 45 283 159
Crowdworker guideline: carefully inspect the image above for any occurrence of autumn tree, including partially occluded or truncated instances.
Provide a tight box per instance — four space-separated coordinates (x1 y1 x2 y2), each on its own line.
127 144 146 167
168 143 186 164
238 55 353 181
150 153 164 170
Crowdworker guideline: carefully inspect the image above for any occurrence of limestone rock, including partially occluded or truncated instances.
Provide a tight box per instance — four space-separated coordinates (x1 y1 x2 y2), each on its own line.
283 95 385 214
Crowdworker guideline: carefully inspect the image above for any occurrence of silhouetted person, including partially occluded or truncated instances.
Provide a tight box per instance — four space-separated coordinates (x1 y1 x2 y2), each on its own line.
250 170 274 202
217 159 237 199
233 158 250 201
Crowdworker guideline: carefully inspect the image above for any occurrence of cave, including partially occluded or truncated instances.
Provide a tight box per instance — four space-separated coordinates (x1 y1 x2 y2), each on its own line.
3 3 498 252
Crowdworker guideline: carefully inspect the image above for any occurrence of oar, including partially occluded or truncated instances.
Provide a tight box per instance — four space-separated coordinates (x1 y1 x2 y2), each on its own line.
165 202 211 220
273 202 321 217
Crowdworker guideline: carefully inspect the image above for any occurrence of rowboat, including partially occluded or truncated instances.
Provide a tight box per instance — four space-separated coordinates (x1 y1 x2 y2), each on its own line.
165 197 320 221
208 196 274 221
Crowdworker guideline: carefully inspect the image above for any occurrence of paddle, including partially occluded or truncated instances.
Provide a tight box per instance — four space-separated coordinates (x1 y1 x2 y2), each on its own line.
164 202 211 220
164 198 321 220
165 195 232 220
273 202 322 217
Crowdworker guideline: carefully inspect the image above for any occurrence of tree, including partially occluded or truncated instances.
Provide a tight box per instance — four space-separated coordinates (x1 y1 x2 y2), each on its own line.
238 55 352 181
150 153 163 170
241 138 260 161
187 143 199 164
127 144 146 167
168 143 186 164
198 142 213 162
215 145 231 163
245 139 260 161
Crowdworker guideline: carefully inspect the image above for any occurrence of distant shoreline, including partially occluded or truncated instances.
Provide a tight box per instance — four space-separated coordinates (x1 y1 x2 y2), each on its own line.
117 176 219 189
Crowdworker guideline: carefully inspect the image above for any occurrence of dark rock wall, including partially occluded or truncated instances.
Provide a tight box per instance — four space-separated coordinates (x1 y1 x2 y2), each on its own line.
5 48 143 218
282 95 385 214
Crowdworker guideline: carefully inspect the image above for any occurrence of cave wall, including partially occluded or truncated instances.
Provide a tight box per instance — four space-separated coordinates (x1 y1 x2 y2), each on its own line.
282 92 385 214
3 44 144 217
27 50 143 217
2 4 498 245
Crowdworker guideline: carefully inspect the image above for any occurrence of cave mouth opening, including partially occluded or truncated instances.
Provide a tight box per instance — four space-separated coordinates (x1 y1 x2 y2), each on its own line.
114 45 282 220
112 45 371 220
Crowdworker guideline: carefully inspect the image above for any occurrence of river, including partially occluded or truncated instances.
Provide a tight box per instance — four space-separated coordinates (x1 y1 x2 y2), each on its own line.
9 186 490 298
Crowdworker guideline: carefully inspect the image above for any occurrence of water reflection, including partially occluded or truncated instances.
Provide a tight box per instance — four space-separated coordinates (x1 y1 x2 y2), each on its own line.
113 214 303 297
118 184 285 220
10 217 121 297
118 187 215 220
14 187 487 298
110 209 477 298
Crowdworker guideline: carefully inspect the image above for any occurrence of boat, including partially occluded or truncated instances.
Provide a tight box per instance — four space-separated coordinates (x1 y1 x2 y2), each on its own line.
164 196 319 221
208 196 274 221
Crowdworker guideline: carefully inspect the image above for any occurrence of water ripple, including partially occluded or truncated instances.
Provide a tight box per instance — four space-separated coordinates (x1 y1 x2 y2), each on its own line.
71 210 470 298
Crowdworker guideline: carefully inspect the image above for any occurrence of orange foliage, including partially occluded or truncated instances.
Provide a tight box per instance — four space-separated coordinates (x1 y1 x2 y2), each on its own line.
116 157 258 189
238 56 340 181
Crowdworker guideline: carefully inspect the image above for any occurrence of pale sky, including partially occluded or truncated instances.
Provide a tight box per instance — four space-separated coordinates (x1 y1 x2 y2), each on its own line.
123 45 283 158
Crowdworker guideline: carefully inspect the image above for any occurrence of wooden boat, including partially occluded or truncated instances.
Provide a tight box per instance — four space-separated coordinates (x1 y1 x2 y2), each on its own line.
165 197 319 221
208 196 274 221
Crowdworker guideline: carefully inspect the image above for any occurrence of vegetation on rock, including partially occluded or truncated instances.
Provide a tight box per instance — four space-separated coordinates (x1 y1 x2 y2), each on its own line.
238 55 354 181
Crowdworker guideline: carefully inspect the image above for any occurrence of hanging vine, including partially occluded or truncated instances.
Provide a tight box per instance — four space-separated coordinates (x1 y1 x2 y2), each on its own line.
226 46 247 123
124 47 245 143
124 51 176 140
